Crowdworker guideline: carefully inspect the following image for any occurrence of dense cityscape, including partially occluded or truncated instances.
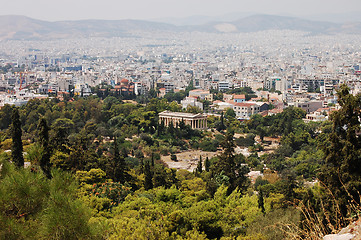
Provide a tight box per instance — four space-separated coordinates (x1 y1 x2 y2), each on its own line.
1 31 360 116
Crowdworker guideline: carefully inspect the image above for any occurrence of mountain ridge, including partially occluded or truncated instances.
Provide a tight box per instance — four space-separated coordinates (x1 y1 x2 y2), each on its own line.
1 14 360 40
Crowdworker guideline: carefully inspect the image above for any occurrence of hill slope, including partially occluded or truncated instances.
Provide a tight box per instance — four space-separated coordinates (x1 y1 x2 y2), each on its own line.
0 14 360 40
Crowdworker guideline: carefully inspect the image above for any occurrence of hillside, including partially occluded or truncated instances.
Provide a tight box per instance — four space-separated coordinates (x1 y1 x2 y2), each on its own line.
0 14 361 40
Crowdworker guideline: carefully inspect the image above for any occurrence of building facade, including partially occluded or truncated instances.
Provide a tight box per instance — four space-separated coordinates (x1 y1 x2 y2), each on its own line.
159 111 207 129
233 102 260 119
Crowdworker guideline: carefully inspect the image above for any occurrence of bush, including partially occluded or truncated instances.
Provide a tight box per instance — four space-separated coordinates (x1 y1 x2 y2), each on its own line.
140 133 153 146
89 182 132 207
0 166 98 239
235 134 255 147
199 138 219 152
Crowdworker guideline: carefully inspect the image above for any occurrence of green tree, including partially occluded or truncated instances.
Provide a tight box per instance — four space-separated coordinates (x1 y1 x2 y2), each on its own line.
258 190 265 214
157 119 165 137
151 153 155 167
196 155 203 174
319 84 361 224
205 157 210 172
11 108 24 168
144 161 153 190
225 108 236 119
110 137 129 183
0 104 13 130
39 171 95 239
213 132 249 194
38 118 51 178
216 112 226 132
50 118 73 151
186 105 203 114
256 125 267 142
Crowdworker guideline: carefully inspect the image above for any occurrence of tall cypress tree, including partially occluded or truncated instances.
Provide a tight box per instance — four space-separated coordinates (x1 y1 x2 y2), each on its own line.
214 132 249 194
217 112 226 132
205 157 210 172
111 136 128 183
196 155 203 173
144 160 153 190
151 153 155 167
258 190 265 214
157 119 165 137
38 118 51 178
168 121 175 136
11 108 24 168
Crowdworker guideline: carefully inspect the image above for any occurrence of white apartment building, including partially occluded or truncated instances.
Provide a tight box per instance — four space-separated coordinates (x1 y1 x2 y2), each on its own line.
181 97 203 110
233 102 260 120
218 81 230 91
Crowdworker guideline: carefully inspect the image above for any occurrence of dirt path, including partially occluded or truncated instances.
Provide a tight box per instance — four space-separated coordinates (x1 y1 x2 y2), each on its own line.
161 150 220 172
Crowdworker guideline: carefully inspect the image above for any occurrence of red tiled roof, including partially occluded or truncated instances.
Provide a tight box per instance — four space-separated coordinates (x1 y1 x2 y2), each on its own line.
233 102 256 107
269 108 283 114
233 94 246 99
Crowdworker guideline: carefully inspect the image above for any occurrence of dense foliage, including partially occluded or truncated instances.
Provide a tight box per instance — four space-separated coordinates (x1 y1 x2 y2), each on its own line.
0 85 360 239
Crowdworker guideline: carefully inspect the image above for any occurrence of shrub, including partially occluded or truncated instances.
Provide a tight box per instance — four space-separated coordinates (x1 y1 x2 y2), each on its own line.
171 154 177 161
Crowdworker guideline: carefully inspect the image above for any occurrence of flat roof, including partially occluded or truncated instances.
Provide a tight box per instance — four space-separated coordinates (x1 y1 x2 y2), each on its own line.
159 110 206 118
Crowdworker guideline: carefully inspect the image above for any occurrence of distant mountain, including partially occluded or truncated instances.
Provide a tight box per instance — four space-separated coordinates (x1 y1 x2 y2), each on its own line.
0 14 361 40
152 12 255 26
0 15 178 40
301 12 361 23
197 14 361 34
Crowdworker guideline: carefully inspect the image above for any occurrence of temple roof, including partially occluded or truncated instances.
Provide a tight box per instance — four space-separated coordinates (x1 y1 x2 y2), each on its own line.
159 110 206 119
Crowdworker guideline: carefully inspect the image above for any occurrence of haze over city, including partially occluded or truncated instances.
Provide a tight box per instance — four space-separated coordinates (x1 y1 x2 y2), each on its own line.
2 0 361 22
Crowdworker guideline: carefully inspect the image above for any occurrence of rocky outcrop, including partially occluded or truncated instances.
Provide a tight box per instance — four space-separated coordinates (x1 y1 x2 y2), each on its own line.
324 219 361 240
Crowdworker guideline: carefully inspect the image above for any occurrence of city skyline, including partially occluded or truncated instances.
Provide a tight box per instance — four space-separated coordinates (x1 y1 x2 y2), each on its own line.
1 0 361 22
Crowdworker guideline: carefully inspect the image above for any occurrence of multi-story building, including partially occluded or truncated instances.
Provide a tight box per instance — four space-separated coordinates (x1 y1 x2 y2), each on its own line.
188 89 213 101
233 94 246 103
218 81 230 91
181 97 203 110
290 101 323 113
233 102 260 120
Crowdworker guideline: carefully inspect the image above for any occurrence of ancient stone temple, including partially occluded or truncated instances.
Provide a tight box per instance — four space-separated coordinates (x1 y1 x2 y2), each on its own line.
158 111 207 129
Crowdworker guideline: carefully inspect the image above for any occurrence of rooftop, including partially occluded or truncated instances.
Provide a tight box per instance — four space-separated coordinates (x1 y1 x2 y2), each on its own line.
159 110 206 118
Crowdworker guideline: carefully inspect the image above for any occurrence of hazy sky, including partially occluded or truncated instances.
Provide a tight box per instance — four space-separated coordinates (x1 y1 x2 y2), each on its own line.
2 0 361 21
